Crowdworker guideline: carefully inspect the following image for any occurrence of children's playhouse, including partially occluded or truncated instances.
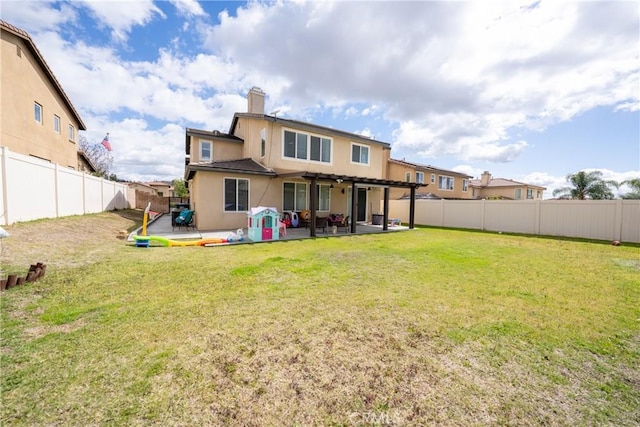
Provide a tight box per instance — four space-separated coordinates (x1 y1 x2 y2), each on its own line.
247 206 280 242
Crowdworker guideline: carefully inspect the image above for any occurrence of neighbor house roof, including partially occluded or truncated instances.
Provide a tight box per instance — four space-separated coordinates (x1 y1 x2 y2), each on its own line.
469 177 546 189
77 150 98 173
1 20 86 130
230 113 392 149
389 158 473 178
186 158 276 180
185 128 243 155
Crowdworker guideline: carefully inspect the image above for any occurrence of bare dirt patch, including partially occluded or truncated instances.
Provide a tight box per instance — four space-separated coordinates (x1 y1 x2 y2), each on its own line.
1 210 143 270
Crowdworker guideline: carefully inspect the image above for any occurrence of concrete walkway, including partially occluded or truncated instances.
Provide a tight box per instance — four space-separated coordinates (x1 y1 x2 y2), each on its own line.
133 212 410 243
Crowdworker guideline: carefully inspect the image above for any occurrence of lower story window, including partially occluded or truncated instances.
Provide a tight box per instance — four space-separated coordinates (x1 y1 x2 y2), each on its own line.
317 184 330 211
283 182 307 211
224 178 249 212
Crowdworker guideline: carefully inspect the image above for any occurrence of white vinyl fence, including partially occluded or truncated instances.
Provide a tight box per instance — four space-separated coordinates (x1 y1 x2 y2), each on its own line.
388 199 640 243
0 146 130 225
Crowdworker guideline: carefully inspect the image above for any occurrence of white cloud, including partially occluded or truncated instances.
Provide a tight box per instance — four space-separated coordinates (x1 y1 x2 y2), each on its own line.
80 0 165 42
206 0 638 164
169 0 207 18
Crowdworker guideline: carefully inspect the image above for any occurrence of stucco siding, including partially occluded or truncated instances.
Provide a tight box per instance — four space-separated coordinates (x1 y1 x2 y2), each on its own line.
1 29 81 169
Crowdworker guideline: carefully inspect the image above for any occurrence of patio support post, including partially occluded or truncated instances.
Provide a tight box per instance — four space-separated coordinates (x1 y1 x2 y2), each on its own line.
409 186 416 229
350 181 357 234
309 177 317 237
383 187 389 231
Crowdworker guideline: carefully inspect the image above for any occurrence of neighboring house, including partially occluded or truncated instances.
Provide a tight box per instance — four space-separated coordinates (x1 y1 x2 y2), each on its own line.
185 87 422 233
127 182 159 196
387 158 473 199
144 182 172 197
77 150 98 174
0 20 88 170
469 171 546 200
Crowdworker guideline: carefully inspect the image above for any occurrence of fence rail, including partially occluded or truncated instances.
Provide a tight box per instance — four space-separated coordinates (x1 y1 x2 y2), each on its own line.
0 146 130 225
388 199 640 243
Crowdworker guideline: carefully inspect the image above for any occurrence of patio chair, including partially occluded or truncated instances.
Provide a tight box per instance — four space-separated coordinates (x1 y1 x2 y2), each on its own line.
335 215 349 233
173 209 195 231
315 216 328 234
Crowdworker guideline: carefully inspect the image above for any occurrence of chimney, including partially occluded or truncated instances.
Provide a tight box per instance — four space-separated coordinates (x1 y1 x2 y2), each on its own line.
247 87 265 115
481 171 491 186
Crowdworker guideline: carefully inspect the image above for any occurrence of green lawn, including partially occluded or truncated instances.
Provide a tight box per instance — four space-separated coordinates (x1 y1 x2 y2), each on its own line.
1 213 639 425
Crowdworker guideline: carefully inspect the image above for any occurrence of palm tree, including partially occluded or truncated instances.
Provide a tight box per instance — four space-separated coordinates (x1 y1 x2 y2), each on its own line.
621 178 640 199
553 171 618 200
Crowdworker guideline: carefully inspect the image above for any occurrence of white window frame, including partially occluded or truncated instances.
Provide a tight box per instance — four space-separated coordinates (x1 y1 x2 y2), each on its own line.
351 142 370 165
438 175 454 191
68 124 75 142
282 129 332 164
527 188 534 199
34 102 42 124
283 182 308 211
515 188 522 200
405 172 411 182
224 178 249 212
200 139 212 162
416 172 425 184
53 115 60 133
431 173 436 184
260 128 266 158
462 179 468 192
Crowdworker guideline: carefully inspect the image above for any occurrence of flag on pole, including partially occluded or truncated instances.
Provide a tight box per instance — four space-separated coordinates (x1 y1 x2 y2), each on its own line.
101 133 112 151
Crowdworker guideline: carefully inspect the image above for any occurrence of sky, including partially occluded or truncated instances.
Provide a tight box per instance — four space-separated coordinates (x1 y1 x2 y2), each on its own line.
2 0 639 198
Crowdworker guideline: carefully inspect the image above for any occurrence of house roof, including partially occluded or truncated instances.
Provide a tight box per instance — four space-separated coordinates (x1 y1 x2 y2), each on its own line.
1 20 86 130
230 113 392 148
77 150 97 173
469 177 546 190
276 171 426 189
185 128 243 155
185 158 276 180
389 158 472 178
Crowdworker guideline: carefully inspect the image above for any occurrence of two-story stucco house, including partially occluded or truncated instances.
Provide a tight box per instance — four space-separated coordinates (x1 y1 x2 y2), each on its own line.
185 88 421 235
1 20 91 172
387 158 473 200
469 171 546 200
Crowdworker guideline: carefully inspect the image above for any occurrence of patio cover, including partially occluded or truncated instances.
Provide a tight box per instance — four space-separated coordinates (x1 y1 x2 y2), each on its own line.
277 171 426 237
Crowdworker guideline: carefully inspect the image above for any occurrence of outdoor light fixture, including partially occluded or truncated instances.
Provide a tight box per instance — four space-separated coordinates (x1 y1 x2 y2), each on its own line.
336 179 343 184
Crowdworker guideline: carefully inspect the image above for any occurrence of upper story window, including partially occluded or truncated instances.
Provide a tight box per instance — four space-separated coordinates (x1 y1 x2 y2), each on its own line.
351 143 369 165
260 128 266 158
405 172 411 182
68 125 75 142
283 130 331 163
462 179 468 192
224 178 249 212
200 140 212 161
527 188 534 199
34 102 43 124
438 175 454 191
53 115 60 133
431 173 436 184
537 190 542 199
416 172 425 184
515 188 522 199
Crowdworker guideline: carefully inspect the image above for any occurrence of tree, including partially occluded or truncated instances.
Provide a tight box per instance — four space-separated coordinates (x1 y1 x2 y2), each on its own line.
553 170 618 200
78 134 113 178
621 178 640 199
172 178 189 197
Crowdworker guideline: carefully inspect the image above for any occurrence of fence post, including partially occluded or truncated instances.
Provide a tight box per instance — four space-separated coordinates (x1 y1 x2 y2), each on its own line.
614 199 623 241
480 199 486 231
535 200 541 236
54 163 60 219
0 147 8 225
